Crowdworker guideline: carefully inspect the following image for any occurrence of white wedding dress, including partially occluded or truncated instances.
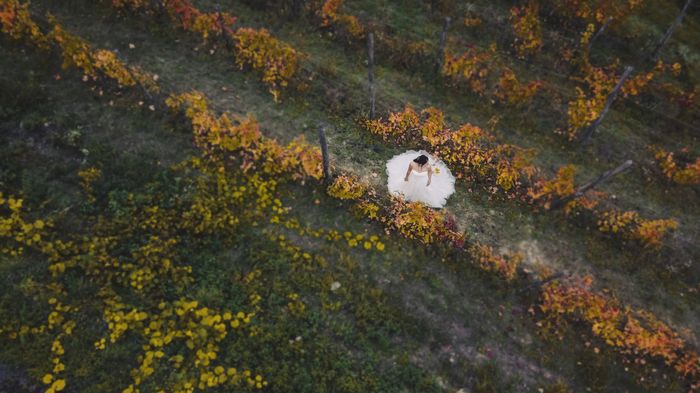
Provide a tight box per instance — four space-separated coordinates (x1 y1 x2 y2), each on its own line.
386 150 456 208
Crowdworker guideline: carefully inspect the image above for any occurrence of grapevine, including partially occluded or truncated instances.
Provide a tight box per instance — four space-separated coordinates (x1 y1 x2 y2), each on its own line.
653 148 700 185
2 3 697 391
108 0 302 101
510 1 543 59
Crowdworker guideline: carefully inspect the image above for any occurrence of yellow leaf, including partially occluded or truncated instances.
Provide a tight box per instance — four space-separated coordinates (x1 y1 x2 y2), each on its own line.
52 379 66 392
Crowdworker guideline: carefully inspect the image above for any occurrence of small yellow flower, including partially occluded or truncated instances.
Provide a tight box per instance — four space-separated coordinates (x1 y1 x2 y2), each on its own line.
52 379 66 392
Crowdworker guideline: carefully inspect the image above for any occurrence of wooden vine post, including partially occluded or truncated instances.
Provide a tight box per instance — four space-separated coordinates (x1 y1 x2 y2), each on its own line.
428 0 440 13
587 17 612 52
215 9 235 51
126 68 153 101
292 0 304 17
651 0 694 60
367 32 376 119
550 160 634 210
580 66 634 144
318 125 331 183
436 16 451 74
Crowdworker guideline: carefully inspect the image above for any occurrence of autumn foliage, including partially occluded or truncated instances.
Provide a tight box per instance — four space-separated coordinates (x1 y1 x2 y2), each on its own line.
528 164 603 213
232 28 301 101
442 44 497 96
527 165 677 248
653 148 700 185
562 34 681 140
366 105 678 248
494 68 544 106
109 0 302 101
1 162 277 393
0 7 392 391
327 174 368 200
166 91 323 180
2 1 697 391
321 166 523 279
0 0 47 46
548 0 644 24
540 276 700 387
384 197 522 280
509 1 543 59
365 105 536 193
442 43 543 106
596 210 679 248
319 0 365 40
0 1 159 93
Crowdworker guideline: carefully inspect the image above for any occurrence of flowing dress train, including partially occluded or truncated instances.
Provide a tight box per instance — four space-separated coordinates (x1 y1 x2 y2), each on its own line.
386 150 456 208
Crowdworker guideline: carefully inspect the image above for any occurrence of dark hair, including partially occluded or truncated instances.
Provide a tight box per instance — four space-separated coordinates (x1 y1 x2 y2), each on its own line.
413 154 429 166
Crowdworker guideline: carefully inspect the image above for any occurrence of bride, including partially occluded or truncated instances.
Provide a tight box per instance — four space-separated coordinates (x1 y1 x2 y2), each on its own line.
386 150 456 208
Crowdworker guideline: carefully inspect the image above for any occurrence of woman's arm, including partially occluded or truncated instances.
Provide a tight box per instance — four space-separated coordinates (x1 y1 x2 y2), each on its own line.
426 166 433 186
404 163 412 181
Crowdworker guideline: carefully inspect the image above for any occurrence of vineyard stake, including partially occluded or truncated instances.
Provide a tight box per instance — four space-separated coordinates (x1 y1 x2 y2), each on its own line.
651 0 694 60
292 0 304 17
516 272 566 294
580 66 634 144
436 16 451 75
549 160 634 210
587 17 612 52
367 32 376 119
318 125 331 183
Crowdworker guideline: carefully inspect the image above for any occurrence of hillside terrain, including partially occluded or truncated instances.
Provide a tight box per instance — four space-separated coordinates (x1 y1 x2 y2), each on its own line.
1 0 699 392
